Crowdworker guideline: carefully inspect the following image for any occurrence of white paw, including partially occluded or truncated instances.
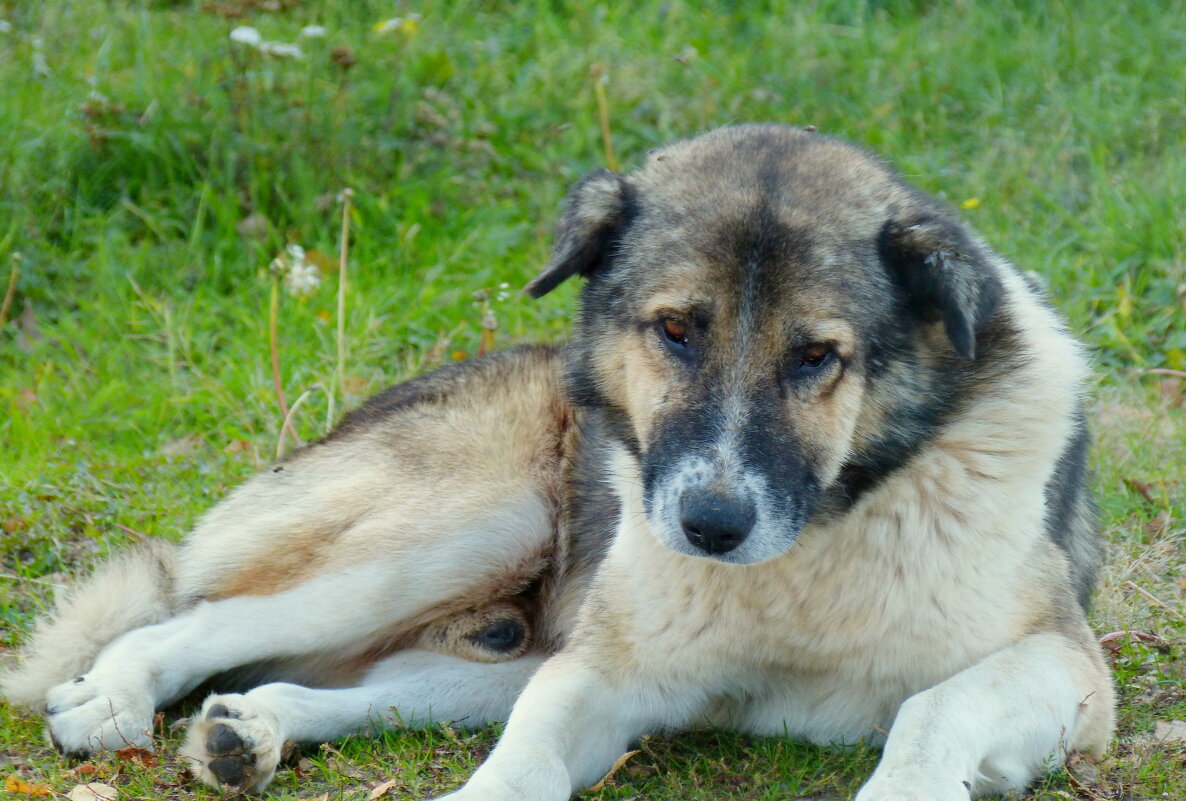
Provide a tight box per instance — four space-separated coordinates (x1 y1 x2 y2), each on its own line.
45 673 154 754
855 769 972 801
180 694 284 792
430 761 567 801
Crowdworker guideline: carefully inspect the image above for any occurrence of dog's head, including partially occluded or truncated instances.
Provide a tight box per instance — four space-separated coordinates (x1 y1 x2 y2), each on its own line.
529 125 1005 564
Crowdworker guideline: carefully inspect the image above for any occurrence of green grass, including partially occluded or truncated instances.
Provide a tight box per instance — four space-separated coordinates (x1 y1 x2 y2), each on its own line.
1 0 1184 798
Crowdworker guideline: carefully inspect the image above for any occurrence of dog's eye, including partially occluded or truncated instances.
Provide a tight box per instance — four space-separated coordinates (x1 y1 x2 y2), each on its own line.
801 344 831 368
471 619 525 653
792 344 835 377
661 318 689 347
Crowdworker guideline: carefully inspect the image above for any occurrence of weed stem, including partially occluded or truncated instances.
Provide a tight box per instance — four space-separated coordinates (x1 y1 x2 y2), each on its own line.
591 64 618 172
328 188 354 432
0 252 21 329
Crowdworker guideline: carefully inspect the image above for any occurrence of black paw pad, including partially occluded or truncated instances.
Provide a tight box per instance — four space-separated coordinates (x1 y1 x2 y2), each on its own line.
206 722 246 756
207 755 251 787
206 703 240 720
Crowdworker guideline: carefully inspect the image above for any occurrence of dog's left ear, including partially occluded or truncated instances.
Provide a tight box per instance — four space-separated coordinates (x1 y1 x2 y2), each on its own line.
879 214 1003 359
525 169 631 298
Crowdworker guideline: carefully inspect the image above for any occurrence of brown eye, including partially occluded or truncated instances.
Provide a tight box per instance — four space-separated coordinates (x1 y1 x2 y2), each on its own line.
662 318 689 346
801 344 831 368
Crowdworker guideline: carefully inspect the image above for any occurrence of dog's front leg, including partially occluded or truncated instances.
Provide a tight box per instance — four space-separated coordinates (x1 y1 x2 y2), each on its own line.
855 630 1113 801
436 650 669 801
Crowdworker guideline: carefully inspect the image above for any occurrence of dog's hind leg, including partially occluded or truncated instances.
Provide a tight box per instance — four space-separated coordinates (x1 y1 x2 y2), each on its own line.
180 649 546 792
43 503 549 759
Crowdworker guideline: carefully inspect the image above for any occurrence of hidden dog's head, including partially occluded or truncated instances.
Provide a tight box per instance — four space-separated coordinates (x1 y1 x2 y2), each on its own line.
528 125 1005 565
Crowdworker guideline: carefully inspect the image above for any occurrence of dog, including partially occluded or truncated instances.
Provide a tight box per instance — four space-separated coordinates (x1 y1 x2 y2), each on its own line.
2 125 1114 800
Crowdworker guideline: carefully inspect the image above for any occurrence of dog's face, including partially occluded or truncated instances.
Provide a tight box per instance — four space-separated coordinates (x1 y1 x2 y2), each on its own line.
529 125 1003 565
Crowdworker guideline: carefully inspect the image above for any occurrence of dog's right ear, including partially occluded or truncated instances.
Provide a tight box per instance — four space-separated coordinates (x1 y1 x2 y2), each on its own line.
525 169 631 299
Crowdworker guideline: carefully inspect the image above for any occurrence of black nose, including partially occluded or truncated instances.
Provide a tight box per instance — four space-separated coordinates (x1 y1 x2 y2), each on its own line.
680 491 756 555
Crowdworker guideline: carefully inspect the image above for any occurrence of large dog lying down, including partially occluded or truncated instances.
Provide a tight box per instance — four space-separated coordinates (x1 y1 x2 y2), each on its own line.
3 125 1113 800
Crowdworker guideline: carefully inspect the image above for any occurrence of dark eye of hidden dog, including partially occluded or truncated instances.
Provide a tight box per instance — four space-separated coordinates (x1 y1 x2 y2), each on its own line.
1 125 1113 801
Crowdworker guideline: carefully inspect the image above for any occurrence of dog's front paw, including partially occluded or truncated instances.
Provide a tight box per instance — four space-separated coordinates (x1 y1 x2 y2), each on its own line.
45 674 154 755
854 770 972 801
180 694 284 793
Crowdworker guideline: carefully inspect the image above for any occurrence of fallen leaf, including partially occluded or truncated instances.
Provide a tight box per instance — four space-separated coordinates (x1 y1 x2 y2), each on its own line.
587 749 639 792
115 747 156 766
68 783 118 801
370 779 398 799
1123 478 1158 505
4 775 52 796
71 765 100 777
1065 752 1099 785
1098 630 1170 655
1154 720 1186 744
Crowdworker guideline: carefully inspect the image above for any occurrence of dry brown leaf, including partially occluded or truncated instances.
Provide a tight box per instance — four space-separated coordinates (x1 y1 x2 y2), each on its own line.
586 749 640 792
71 765 100 777
370 779 399 799
115 747 157 766
4 775 52 796
68 783 118 801
1098 630 1171 655
1123 478 1158 505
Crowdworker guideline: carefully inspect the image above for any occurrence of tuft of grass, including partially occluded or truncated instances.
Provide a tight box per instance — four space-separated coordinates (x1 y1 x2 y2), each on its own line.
1 1 1184 799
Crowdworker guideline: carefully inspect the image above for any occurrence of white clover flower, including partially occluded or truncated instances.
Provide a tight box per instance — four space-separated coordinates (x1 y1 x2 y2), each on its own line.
258 41 303 59
284 259 322 298
300 25 327 38
229 26 262 46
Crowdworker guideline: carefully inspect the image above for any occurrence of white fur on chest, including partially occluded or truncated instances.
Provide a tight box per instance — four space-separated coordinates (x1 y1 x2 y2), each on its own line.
594 449 1056 741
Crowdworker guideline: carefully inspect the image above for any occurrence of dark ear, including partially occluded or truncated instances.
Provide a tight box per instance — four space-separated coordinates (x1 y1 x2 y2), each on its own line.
878 214 1003 359
525 169 631 299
